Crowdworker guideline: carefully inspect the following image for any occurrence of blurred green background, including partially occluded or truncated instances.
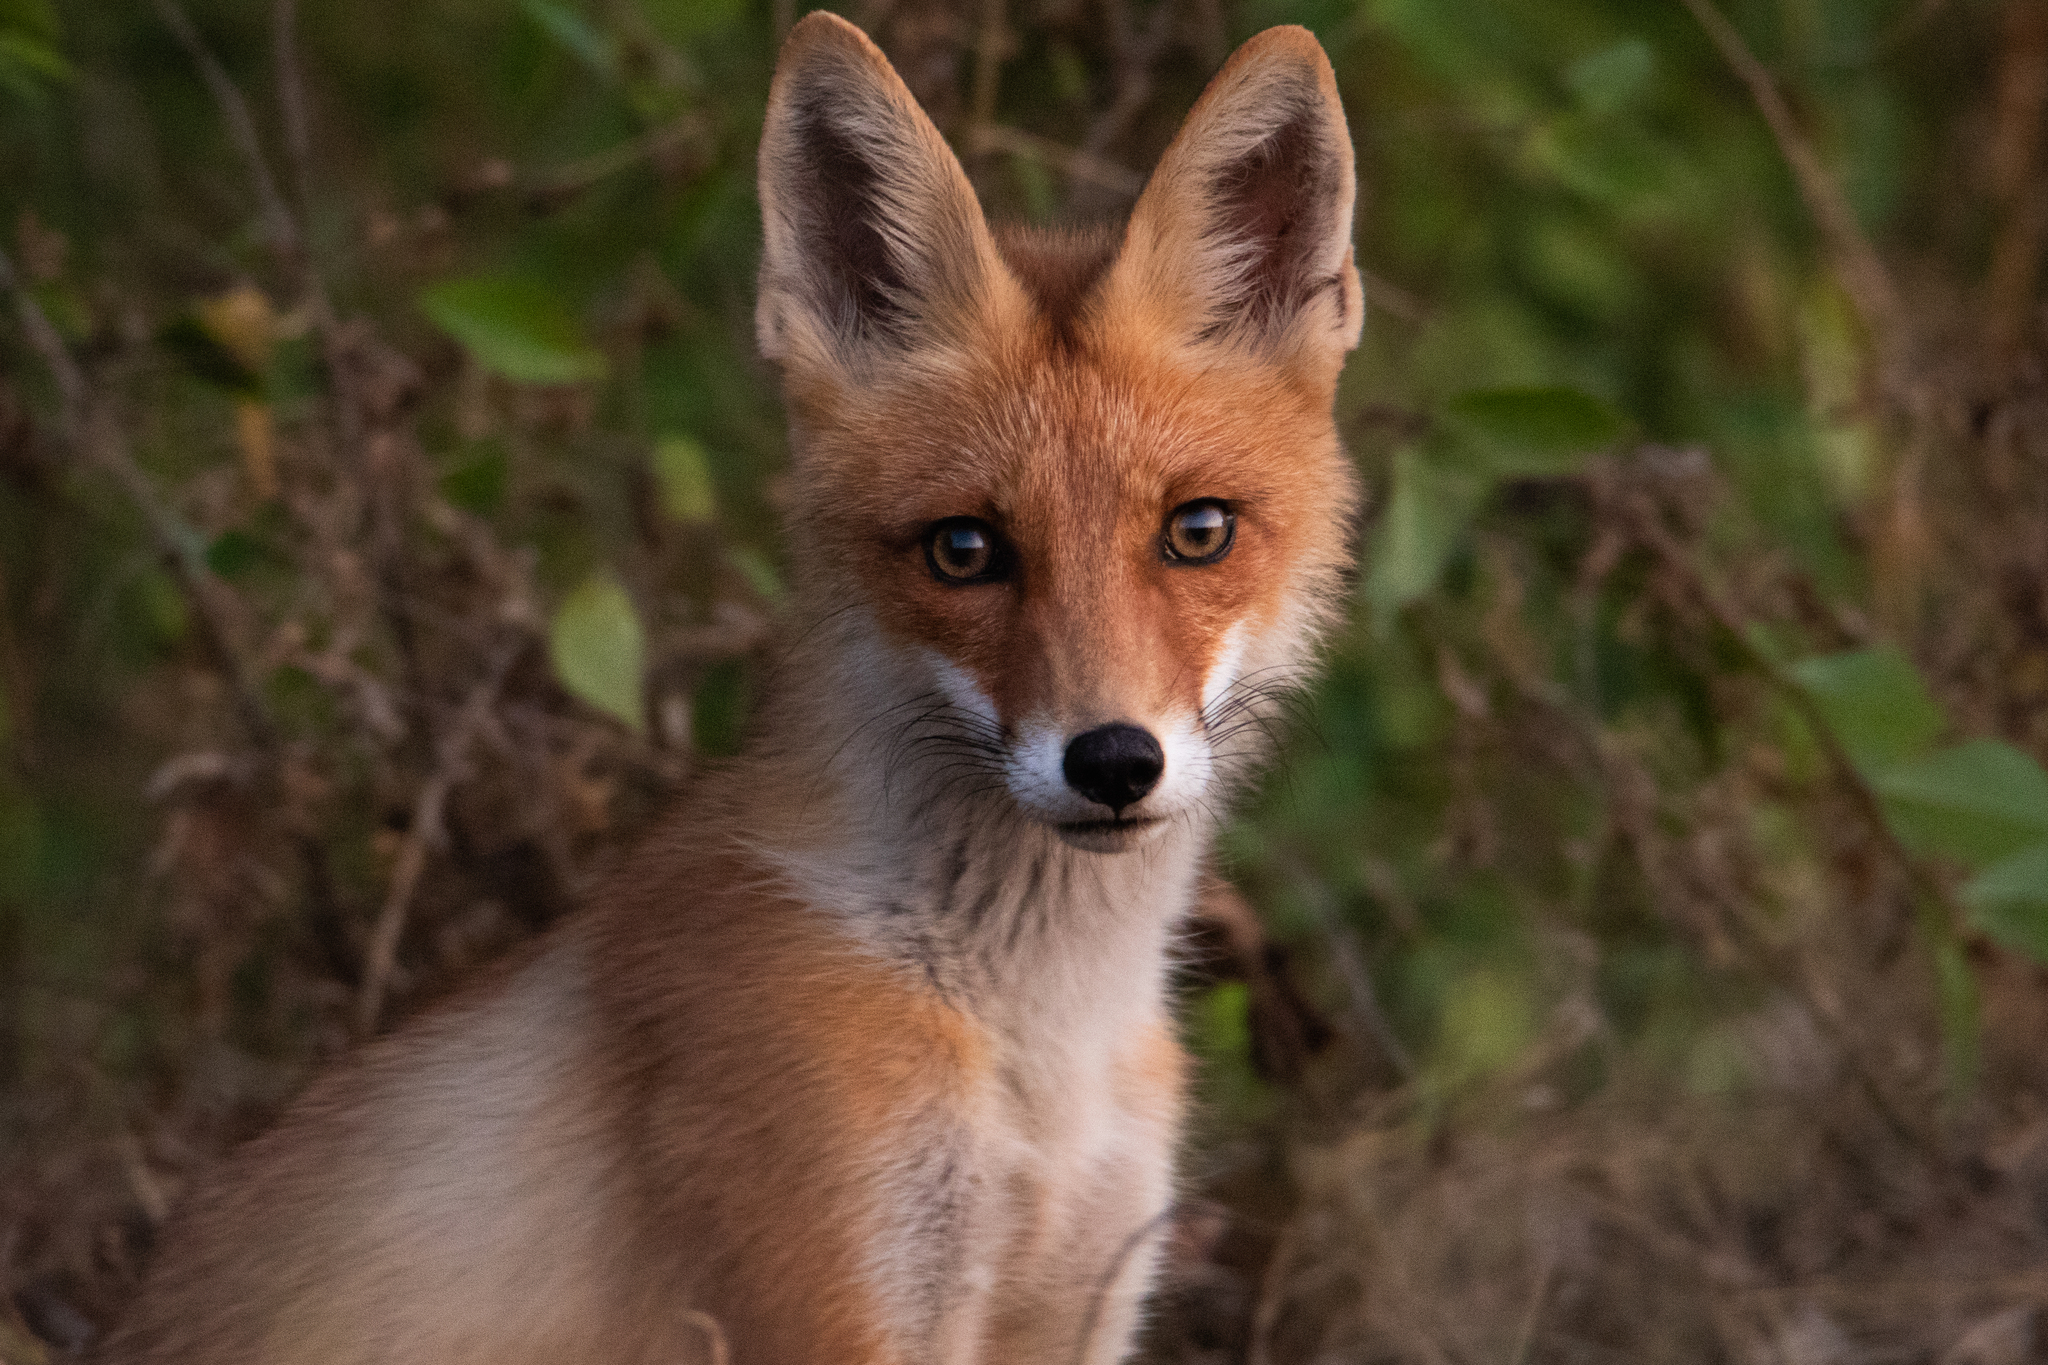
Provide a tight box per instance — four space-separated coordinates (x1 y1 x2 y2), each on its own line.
7 0 2048 1360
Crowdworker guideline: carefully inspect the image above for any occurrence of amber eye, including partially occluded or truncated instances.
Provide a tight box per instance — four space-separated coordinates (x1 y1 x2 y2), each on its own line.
925 518 1001 583
1163 500 1235 564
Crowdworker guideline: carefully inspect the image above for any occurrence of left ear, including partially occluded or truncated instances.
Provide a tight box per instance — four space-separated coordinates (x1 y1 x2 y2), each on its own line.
1102 26 1362 393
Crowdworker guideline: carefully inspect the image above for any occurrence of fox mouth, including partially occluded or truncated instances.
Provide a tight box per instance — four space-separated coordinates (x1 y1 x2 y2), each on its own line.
1058 816 1161 833
1053 814 1165 852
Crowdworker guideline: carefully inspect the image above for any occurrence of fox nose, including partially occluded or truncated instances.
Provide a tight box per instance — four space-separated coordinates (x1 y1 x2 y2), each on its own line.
1062 724 1164 814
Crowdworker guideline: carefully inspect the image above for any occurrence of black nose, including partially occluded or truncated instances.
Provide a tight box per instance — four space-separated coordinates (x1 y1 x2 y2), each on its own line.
1062 724 1164 814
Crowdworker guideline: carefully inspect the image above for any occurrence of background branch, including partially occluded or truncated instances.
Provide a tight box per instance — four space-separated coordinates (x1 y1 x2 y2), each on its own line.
0 246 276 751
152 0 302 267
1679 0 1912 368
357 637 524 1034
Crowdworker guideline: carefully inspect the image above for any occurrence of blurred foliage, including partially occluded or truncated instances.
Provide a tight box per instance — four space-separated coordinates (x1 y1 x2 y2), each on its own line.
6 0 2048 1360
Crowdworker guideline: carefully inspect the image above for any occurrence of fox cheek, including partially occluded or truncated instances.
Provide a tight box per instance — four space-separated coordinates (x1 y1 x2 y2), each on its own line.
1200 623 1253 720
925 653 1001 731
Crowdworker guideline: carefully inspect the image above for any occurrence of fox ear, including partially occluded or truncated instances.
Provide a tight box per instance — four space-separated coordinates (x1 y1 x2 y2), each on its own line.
1106 27 1362 388
756 13 1019 378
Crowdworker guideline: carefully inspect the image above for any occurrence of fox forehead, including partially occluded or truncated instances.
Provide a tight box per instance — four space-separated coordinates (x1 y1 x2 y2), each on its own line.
792 339 1352 731
802 345 1340 544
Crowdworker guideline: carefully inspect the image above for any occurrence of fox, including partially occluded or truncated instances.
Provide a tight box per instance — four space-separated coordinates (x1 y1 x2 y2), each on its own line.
100 12 1362 1364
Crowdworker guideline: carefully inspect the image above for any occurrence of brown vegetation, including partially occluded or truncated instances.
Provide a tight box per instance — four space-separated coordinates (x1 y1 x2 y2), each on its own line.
6 0 2048 1361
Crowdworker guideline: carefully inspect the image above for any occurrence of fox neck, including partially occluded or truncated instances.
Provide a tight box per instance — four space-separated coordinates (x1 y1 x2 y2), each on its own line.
815 810 1200 1043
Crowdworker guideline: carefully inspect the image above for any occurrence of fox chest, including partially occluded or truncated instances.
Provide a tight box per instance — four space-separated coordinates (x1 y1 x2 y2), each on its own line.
873 1018 1187 1361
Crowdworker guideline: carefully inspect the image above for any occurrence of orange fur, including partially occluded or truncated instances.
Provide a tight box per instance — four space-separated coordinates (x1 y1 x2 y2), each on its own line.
101 14 1361 1363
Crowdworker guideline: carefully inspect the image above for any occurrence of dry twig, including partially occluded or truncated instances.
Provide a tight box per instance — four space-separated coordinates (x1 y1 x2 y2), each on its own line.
1247 1214 1301 1365
152 0 301 266
0 247 276 750
1067 0 1181 214
1070 1204 1181 1365
358 637 526 1034
1678 0 1911 367
1983 0 2048 357
970 0 1007 137
525 113 714 203
968 125 1146 196
271 0 316 229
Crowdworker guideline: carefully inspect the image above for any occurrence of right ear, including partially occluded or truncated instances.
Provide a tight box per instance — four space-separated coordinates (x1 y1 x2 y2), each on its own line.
756 13 1021 380
1099 26 1361 396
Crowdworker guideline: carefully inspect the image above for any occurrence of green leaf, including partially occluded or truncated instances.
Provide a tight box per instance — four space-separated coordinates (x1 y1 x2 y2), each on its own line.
549 573 645 731
1431 966 1540 1085
1189 978 1269 1119
135 570 189 646
1441 386 1623 477
515 0 615 77
0 783 43 900
640 0 745 41
204 529 268 580
728 546 783 601
419 275 606 386
652 434 716 524
690 657 749 755
1962 841 2048 963
1010 152 1058 225
1566 38 1653 114
1873 739 2048 866
1365 445 1486 625
440 443 509 514
1190 981 1252 1064
158 314 264 396
0 0 60 40
0 31 71 86
1786 646 1944 771
30 282 90 342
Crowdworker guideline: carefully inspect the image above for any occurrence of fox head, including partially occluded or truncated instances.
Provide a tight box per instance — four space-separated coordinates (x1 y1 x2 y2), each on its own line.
756 13 1361 855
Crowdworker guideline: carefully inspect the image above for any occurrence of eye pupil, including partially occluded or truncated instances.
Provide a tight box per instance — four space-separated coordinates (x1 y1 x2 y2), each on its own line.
928 520 997 581
1166 501 1235 563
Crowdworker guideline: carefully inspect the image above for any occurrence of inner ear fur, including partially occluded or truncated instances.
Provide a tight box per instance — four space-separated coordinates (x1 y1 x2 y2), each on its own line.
1104 26 1362 386
756 13 1021 377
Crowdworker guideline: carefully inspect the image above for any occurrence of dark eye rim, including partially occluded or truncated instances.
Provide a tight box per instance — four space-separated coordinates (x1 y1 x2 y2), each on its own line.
922 516 1008 585
1162 499 1237 565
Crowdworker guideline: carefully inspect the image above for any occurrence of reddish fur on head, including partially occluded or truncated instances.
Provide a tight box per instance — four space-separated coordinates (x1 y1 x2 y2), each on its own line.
759 13 1362 845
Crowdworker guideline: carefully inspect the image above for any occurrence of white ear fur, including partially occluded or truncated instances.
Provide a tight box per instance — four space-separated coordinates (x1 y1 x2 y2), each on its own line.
1104 27 1362 385
756 13 1021 377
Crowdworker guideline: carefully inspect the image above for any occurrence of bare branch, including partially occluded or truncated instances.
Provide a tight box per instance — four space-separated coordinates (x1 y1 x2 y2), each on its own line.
271 0 316 228
1071 1203 1180 1365
357 637 525 1034
969 0 1006 138
1247 1214 1302 1365
968 124 1144 196
1679 0 1910 363
152 0 301 265
5 251 366 990
1361 268 1429 324
1983 0 2048 358
0 246 277 750
1066 0 1180 214
523 112 713 206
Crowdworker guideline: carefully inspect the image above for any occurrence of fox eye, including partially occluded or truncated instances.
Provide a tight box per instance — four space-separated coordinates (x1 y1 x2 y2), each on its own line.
926 518 1002 583
1163 500 1235 564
